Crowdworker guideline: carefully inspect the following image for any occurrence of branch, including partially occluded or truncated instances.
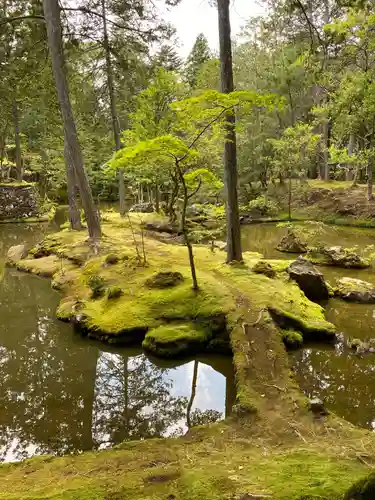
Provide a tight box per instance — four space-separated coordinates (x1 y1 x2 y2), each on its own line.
179 105 233 162
0 15 44 27
293 0 324 48
187 176 202 199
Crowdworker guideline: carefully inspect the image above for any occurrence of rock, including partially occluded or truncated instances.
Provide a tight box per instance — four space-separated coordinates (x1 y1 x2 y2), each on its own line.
7 244 28 262
129 202 154 213
308 397 328 415
336 277 375 303
287 256 329 302
307 246 370 269
106 285 123 300
145 271 184 289
144 222 178 234
344 471 375 499
276 230 307 254
104 253 119 266
252 261 276 278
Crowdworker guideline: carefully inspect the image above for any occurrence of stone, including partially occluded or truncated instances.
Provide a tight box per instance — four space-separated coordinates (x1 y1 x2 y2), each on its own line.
344 471 375 499
6 244 28 262
145 271 184 289
308 397 328 415
307 246 370 269
276 230 307 254
104 253 119 266
252 260 276 278
0 184 39 220
336 277 375 303
129 202 154 213
287 256 329 302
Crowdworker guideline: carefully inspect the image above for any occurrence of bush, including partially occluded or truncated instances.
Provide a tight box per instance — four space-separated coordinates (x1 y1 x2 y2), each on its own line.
247 195 279 216
87 275 105 298
106 285 123 300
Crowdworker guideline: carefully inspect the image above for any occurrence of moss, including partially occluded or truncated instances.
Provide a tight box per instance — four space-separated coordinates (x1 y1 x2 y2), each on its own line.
344 472 375 499
145 271 184 288
11 255 68 278
87 275 105 298
282 329 303 349
252 260 276 278
106 285 123 300
142 323 211 357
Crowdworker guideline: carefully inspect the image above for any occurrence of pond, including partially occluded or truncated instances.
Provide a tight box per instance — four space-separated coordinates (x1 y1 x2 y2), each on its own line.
0 223 235 462
242 222 375 430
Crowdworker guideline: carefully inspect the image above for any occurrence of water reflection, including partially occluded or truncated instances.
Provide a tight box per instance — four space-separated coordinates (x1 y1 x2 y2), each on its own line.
0 224 234 462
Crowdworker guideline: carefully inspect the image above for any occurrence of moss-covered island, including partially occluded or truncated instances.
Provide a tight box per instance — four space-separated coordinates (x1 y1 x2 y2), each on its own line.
4 212 375 500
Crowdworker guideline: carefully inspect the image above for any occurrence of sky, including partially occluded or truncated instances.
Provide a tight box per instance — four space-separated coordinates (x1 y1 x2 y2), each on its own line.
163 0 265 57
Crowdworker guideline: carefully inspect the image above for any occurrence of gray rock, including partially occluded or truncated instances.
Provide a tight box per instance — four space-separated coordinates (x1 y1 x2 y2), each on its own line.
287 256 329 302
129 202 154 213
308 397 328 415
276 230 307 254
336 277 375 303
7 244 28 262
253 260 276 278
308 246 370 269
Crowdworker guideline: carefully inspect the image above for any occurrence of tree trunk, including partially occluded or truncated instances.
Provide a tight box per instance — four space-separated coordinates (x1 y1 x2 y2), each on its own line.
64 137 83 230
177 161 199 291
43 0 101 240
367 163 373 201
217 0 242 263
155 182 160 213
12 95 22 182
346 133 355 181
288 174 292 221
101 0 126 216
322 0 330 182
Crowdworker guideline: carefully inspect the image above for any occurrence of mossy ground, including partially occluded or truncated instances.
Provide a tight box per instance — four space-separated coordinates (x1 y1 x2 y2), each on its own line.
4 212 375 499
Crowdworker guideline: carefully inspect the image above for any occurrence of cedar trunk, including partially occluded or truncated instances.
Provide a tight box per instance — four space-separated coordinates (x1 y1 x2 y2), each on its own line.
64 137 83 230
217 0 242 263
101 0 126 216
43 0 101 239
12 95 23 181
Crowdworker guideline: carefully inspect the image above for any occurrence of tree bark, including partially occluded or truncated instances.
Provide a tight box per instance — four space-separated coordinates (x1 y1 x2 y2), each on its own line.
217 0 242 263
322 0 330 182
155 182 160 213
101 0 126 216
43 0 101 240
367 163 373 201
64 137 83 230
346 133 355 181
12 95 23 181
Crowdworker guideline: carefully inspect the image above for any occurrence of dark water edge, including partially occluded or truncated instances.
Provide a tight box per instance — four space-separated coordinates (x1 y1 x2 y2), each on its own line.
0 222 235 462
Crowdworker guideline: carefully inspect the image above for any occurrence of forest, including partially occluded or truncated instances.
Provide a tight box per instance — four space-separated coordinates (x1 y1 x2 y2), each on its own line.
3 0 375 499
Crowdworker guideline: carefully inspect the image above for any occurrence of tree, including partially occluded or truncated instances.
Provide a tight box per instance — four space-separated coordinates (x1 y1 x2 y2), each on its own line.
43 0 101 239
217 0 242 263
269 124 321 219
185 33 211 88
152 44 182 72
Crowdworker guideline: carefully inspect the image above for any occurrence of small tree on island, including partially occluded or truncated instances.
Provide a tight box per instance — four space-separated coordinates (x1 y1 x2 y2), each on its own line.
110 90 283 289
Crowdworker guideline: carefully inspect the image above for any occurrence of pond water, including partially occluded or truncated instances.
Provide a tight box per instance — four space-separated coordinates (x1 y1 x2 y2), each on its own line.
0 223 234 462
242 222 375 430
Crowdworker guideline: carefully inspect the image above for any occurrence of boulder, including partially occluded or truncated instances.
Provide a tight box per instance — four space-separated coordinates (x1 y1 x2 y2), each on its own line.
252 260 276 278
129 202 154 213
336 277 375 303
276 230 307 254
287 256 329 302
307 246 370 269
308 397 328 416
7 244 28 262
145 271 184 289
344 471 375 499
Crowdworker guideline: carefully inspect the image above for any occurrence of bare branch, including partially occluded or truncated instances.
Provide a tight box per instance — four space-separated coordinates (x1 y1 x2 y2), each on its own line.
0 15 44 27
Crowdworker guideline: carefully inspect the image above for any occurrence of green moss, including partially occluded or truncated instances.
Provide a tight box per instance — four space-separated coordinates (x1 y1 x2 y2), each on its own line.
282 329 303 349
12 255 67 278
344 471 375 499
106 285 123 299
142 323 211 357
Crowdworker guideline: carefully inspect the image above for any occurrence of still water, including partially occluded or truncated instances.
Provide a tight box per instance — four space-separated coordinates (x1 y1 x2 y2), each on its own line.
0 223 234 462
242 222 375 430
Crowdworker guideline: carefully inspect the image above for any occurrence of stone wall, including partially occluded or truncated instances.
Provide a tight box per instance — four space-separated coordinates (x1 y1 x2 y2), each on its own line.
0 184 39 220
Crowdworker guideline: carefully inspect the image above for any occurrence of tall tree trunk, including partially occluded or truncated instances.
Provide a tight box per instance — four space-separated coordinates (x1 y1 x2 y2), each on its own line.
346 133 355 181
155 182 160 213
43 0 101 240
12 95 22 182
101 0 126 216
367 163 373 201
64 137 83 230
322 0 330 182
217 0 242 263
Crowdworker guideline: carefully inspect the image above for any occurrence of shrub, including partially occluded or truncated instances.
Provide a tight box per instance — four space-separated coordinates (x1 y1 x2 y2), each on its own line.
106 285 123 300
247 195 279 216
87 275 105 298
